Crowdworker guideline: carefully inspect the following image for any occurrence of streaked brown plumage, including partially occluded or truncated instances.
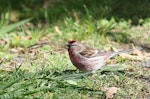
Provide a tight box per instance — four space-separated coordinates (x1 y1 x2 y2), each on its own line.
67 40 131 72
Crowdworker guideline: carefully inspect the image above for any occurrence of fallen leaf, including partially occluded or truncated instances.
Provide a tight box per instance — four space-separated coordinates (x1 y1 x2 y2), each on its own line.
0 39 6 45
9 47 24 54
105 87 119 99
21 36 32 41
40 34 51 41
131 44 143 56
110 46 118 52
108 46 145 61
0 38 10 45
10 57 25 66
1 63 15 72
128 66 134 72
54 26 62 35
120 53 145 61
141 58 150 68
143 52 150 57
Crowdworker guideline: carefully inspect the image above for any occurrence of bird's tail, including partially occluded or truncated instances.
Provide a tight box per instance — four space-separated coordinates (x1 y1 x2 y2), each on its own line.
108 49 133 59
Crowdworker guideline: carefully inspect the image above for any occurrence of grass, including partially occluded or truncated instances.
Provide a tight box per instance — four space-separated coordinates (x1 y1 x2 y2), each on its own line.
0 0 150 99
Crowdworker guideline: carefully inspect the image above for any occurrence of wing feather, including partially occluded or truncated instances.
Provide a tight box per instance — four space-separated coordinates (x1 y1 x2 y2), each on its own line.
79 46 110 58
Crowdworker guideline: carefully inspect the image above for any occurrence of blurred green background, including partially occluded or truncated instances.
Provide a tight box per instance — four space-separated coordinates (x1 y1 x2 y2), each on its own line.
1 0 150 25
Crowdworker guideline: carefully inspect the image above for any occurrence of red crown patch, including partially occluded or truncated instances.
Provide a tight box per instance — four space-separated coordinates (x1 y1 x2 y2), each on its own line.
69 40 76 44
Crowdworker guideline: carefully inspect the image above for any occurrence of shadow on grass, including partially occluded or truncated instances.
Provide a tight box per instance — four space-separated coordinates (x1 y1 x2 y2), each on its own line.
107 31 133 43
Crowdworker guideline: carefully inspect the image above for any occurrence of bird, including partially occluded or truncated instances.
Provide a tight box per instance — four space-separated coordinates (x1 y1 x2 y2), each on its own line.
67 40 132 72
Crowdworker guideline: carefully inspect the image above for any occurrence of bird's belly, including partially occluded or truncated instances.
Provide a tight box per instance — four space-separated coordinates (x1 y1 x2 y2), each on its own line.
69 52 105 72
73 58 105 71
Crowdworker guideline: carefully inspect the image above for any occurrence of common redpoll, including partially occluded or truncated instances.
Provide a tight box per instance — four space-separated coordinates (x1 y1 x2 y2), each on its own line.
67 40 131 72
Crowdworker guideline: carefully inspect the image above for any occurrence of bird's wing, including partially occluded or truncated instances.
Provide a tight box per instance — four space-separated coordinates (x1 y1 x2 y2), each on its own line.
80 46 110 58
79 46 96 57
80 45 133 59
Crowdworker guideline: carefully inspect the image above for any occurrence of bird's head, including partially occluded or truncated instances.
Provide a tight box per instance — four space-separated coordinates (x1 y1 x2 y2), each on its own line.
67 40 83 52
67 40 76 49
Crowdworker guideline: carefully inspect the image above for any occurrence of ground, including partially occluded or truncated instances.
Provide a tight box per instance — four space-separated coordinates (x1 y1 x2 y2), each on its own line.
0 0 150 99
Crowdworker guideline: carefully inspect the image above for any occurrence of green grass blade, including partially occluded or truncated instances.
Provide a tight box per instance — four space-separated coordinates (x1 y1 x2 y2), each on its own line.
0 77 23 90
0 18 32 34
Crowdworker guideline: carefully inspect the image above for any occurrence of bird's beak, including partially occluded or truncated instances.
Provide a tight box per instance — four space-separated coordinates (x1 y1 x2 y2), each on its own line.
65 44 71 49
66 44 71 48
